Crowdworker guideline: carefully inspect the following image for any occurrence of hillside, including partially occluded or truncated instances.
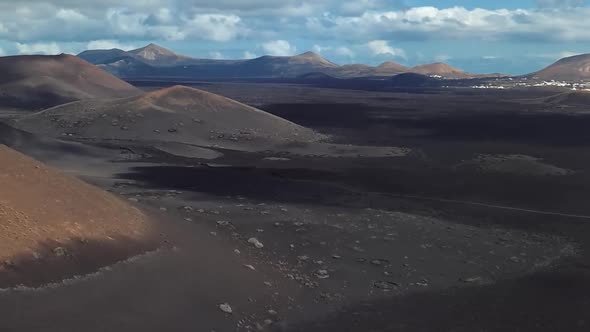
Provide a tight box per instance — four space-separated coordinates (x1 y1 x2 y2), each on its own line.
529 53 590 81
232 52 338 78
376 61 409 74
127 43 199 67
16 85 324 150
0 54 141 110
0 145 153 286
410 62 472 79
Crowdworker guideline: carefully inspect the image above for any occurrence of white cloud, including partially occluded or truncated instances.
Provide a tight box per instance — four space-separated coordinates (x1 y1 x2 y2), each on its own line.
312 44 327 54
535 0 585 7
335 46 355 58
184 14 243 42
209 51 224 59
435 54 451 62
339 0 402 15
55 8 87 21
367 40 405 58
87 39 137 51
243 51 257 59
105 8 149 37
16 42 62 55
306 6 590 43
1 1 590 62
261 40 296 56
558 51 583 58
534 50 584 60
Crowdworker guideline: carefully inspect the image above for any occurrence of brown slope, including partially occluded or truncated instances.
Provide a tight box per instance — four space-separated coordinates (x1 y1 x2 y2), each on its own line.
0 54 141 110
127 43 199 67
0 145 154 286
410 62 472 79
16 85 324 150
376 61 409 74
243 51 339 77
288 51 338 67
327 62 409 78
530 53 590 81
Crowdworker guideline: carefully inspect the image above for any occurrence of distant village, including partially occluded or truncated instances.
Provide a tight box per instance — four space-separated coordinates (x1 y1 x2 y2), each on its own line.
466 77 590 90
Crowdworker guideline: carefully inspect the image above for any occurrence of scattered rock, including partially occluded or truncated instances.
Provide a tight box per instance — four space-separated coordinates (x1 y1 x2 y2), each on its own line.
3 260 16 269
127 197 139 202
244 264 256 271
332 255 342 259
352 246 365 253
373 280 399 290
315 269 330 279
216 220 230 227
218 303 233 314
248 238 264 249
460 276 484 283
210 232 217 236
267 309 278 316
53 247 68 257
234 249 241 255
370 259 390 266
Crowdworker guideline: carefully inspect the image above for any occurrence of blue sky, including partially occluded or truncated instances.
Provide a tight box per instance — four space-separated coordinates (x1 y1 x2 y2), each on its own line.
0 0 588 74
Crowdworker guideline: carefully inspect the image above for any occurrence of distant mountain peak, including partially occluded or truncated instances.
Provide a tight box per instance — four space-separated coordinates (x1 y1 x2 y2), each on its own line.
291 51 338 67
129 43 180 59
412 62 465 73
296 51 321 58
377 61 408 72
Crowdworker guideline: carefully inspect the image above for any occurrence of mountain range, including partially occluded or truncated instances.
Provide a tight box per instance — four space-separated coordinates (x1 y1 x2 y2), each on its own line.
78 43 494 80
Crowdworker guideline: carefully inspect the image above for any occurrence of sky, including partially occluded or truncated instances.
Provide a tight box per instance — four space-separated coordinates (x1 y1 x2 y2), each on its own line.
0 0 589 74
